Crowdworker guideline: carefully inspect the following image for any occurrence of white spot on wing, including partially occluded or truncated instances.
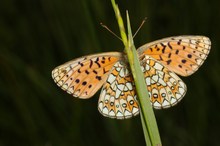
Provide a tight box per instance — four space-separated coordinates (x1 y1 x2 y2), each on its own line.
191 40 196 44
179 87 185 94
175 93 181 99
62 84 68 90
151 78 156 84
191 65 198 70
132 107 139 114
204 49 208 54
204 45 209 50
145 77 151 86
152 88 158 95
109 110 115 116
190 44 196 49
146 59 150 64
204 39 210 44
108 74 116 84
98 102 103 110
169 78 175 84
169 72 177 79
127 95 134 101
126 82 133 90
162 100 170 107
116 67 120 72
124 110 132 116
196 58 202 64
179 81 185 88
55 77 60 82
124 86 128 91
115 89 121 99
118 84 125 91
102 107 109 114
119 69 125 77
104 94 110 101
68 87 74 94
145 64 150 71
100 89 106 98
116 111 123 117
66 67 71 72
154 62 163 70
182 39 189 43
200 54 206 58
110 95 115 101
58 81 63 86
154 101 161 107
120 99 126 106
53 72 58 77
157 70 165 77
170 98 177 104
152 75 159 82
159 88 167 98
158 78 166 86
111 82 117 90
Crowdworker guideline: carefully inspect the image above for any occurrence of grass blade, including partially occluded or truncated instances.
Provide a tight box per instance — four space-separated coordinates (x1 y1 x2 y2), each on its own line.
111 0 162 145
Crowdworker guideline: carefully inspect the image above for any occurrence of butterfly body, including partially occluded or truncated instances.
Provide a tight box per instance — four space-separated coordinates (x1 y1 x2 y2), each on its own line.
52 36 211 119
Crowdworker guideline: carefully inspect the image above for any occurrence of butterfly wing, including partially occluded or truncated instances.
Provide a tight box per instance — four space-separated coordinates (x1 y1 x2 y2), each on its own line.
98 54 187 119
52 52 122 99
140 54 186 109
137 36 211 76
98 61 139 119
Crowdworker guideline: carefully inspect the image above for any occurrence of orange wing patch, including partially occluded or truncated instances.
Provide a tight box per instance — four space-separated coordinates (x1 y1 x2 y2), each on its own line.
52 52 122 99
138 36 211 76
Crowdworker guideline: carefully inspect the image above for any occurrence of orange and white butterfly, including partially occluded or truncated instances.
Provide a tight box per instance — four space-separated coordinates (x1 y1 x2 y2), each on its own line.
52 36 211 119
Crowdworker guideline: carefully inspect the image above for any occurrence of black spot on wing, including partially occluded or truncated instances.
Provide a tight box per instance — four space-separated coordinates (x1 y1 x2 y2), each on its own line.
168 42 173 49
82 81 87 85
168 53 172 58
93 70 98 74
96 76 102 80
85 70 90 74
177 40 182 45
167 59 172 65
175 50 179 55
187 54 192 58
182 59 187 63
89 59 93 68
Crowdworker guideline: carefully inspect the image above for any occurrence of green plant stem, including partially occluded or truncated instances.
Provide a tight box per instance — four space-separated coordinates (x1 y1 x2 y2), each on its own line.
111 0 162 145
140 112 152 146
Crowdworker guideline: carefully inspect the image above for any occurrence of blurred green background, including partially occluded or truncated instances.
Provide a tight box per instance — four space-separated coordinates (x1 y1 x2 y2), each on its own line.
0 0 220 145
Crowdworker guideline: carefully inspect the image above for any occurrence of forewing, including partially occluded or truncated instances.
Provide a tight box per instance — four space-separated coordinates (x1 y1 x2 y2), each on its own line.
98 61 139 119
52 52 122 99
140 54 187 109
138 36 211 76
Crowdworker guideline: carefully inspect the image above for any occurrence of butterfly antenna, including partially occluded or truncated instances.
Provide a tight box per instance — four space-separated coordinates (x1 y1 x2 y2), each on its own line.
100 22 122 41
133 17 147 38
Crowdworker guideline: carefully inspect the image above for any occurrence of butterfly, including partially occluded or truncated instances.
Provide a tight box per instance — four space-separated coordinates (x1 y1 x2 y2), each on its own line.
52 36 211 119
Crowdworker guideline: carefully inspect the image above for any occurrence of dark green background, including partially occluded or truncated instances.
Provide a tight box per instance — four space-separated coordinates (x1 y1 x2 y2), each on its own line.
0 0 219 146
